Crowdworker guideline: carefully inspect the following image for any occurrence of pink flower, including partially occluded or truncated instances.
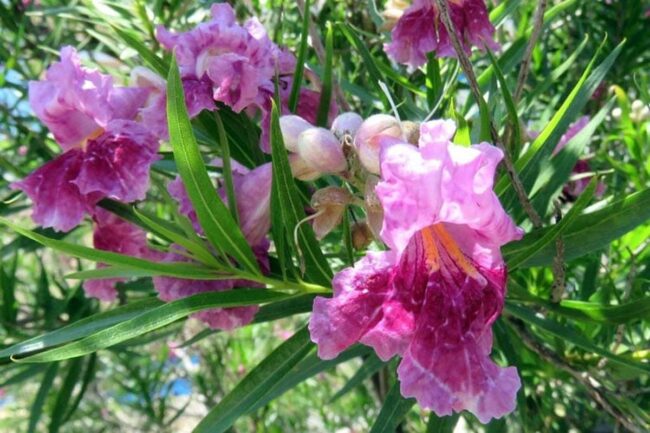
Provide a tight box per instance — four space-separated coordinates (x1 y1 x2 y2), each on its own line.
13 120 159 232
385 0 498 68
156 3 292 113
13 48 160 232
84 209 158 301
309 120 522 422
29 46 148 151
168 161 272 247
159 161 273 330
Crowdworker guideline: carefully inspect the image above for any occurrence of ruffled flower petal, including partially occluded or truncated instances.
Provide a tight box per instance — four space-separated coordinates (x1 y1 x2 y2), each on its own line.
11 150 89 232
384 0 498 68
29 46 148 151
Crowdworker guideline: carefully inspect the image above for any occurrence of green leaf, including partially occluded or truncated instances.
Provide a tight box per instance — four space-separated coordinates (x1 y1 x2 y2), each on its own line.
506 179 596 270
530 99 613 215
0 217 221 280
167 56 260 275
247 345 370 414
330 352 385 402
48 358 83 433
288 0 311 112
28 363 58 433
426 413 460 433
269 100 333 285
112 26 168 76
369 381 416 433
486 48 521 155
14 290 289 363
192 326 314 433
505 304 650 374
338 23 390 110
503 188 650 267
498 41 624 213
316 21 334 127
0 298 162 360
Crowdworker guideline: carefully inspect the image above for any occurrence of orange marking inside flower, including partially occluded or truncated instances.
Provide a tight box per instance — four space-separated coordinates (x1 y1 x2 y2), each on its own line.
80 127 105 151
421 224 478 277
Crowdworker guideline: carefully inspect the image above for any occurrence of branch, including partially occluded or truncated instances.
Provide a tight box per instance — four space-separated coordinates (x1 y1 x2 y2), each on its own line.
514 0 549 103
432 0 543 228
509 319 645 433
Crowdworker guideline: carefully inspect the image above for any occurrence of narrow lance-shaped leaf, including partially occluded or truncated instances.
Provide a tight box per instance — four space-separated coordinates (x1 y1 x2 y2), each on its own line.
166 56 260 275
369 381 416 433
269 100 333 285
193 327 314 433
14 290 289 363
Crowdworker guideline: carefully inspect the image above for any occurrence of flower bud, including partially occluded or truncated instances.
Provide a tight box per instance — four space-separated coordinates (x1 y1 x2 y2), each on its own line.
288 154 322 181
280 115 313 152
611 107 622 121
297 127 347 174
311 187 353 240
631 99 645 113
331 112 363 139
354 114 403 174
351 220 373 250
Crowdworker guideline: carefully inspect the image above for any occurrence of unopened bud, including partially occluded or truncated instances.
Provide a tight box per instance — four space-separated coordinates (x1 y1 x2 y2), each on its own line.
611 107 622 121
331 112 363 139
280 115 313 152
288 154 322 181
311 187 353 240
354 114 403 174
351 221 373 250
297 128 347 174
631 99 645 113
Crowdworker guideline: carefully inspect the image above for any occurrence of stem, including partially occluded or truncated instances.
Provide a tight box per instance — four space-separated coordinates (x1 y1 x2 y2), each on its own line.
513 0 549 103
433 0 543 228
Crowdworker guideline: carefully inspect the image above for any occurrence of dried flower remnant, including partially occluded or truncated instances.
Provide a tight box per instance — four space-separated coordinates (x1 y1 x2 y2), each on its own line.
385 0 499 68
309 119 523 422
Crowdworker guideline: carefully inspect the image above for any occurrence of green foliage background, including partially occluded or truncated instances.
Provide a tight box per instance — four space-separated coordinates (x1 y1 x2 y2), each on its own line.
0 0 649 432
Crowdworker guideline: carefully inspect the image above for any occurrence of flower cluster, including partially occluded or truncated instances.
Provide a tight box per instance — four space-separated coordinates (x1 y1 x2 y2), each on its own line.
15 1 529 423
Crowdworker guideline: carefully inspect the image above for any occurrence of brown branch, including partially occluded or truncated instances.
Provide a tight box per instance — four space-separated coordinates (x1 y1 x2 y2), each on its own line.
551 201 566 302
432 0 543 228
509 319 645 433
514 0 549 103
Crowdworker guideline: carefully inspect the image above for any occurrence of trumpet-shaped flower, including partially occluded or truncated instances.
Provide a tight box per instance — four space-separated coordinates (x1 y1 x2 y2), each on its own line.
309 120 522 423
29 46 148 151
14 48 160 232
13 120 159 232
385 0 498 68
157 3 293 113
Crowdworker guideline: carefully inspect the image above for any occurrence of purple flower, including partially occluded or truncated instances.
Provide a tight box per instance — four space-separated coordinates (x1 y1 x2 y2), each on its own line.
159 161 273 330
13 120 159 232
14 48 160 232
385 0 499 68
168 160 272 247
29 46 148 151
309 120 522 422
84 209 159 301
156 3 292 113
